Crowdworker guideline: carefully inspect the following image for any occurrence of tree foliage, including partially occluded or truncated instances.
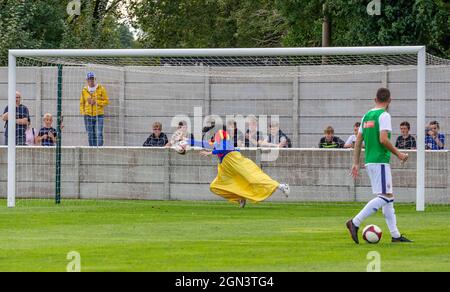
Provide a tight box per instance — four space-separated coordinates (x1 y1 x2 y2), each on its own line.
277 0 449 57
0 0 449 64
130 0 449 58
0 0 40 63
0 0 135 65
128 0 287 48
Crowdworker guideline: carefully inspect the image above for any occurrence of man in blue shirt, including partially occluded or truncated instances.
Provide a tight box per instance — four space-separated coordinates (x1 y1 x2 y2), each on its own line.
425 121 445 150
1 91 30 145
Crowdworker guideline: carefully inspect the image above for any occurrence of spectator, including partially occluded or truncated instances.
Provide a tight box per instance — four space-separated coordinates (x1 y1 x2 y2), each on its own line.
80 72 109 146
167 120 194 147
225 119 244 147
202 118 216 143
425 120 445 150
319 126 345 148
25 117 38 146
395 121 416 149
260 121 292 148
245 116 262 147
344 122 364 149
37 113 57 146
1 91 30 145
143 122 169 147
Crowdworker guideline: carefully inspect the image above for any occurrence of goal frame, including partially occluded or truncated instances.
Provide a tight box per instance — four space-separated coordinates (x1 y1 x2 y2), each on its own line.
7 46 427 210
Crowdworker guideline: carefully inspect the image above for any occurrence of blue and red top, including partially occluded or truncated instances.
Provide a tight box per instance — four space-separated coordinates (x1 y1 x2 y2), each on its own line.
189 130 238 163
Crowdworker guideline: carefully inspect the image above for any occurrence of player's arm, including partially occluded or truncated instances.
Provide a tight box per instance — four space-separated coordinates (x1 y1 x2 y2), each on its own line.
199 150 213 157
188 139 214 149
351 132 364 177
380 131 408 162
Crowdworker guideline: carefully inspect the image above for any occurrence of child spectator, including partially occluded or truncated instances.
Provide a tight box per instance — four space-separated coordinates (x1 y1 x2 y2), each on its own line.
143 122 169 147
225 119 244 147
395 121 416 149
260 121 292 148
37 113 57 146
425 120 445 150
344 122 364 148
25 117 38 146
244 115 262 147
166 120 194 147
319 126 345 148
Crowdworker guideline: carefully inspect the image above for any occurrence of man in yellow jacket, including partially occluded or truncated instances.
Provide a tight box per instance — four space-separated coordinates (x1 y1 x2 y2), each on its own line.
80 72 109 146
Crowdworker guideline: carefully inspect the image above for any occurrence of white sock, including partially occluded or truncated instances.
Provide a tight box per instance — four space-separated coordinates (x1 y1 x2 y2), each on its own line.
352 196 389 227
382 202 401 238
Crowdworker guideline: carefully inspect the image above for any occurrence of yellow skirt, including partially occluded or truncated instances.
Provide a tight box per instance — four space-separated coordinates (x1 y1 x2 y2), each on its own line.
210 151 279 204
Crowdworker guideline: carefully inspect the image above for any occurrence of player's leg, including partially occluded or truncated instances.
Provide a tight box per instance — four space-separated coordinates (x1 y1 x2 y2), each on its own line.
209 164 246 205
228 152 288 200
353 164 391 225
347 164 390 243
381 165 413 242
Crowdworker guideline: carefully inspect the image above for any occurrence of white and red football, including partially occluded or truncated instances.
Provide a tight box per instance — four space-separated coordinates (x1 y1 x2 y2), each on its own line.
173 140 188 155
362 224 382 244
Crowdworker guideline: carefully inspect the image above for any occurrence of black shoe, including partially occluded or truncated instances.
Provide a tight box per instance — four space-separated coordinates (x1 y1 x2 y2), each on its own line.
346 219 359 244
392 235 413 243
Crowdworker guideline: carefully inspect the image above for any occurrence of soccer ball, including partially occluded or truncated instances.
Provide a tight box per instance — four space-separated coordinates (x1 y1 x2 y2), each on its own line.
173 140 188 155
362 224 382 244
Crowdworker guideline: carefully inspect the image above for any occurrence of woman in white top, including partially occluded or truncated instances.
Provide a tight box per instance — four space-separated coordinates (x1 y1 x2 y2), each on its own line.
344 122 364 148
25 117 38 146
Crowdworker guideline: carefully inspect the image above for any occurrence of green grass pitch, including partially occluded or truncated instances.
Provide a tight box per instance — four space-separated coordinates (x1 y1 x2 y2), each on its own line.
0 200 449 272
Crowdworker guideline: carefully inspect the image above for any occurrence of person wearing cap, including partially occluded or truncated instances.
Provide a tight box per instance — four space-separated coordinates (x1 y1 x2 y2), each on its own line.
2 91 30 145
80 72 109 146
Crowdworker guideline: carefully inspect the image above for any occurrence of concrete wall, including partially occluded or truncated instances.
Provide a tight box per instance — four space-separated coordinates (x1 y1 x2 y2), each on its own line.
0 147 448 204
0 65 449 148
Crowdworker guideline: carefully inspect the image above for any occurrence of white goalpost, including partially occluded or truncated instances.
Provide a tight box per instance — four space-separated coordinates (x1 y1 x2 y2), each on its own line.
6 46 432 210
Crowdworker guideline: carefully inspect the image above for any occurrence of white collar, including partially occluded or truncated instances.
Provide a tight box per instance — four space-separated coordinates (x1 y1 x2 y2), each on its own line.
88 84 99 93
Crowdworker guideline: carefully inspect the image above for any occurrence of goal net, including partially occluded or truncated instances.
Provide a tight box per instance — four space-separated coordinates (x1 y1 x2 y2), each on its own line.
2 47 449 210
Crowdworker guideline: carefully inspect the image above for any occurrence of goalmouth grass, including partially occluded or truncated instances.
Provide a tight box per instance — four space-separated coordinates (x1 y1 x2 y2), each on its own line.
0 200 449 272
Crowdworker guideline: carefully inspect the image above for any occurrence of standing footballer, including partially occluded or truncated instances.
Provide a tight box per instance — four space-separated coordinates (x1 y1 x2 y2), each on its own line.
346 88 413 244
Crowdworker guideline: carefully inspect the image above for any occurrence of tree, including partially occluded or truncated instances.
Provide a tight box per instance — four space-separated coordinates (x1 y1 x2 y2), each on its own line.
278 0 450 58
129 0 288 48
24 0 66 49
118 23 135 48
0 0 134 65
61 0 129 49
0 0 40 65
129 0 233 48
234 0 287 47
